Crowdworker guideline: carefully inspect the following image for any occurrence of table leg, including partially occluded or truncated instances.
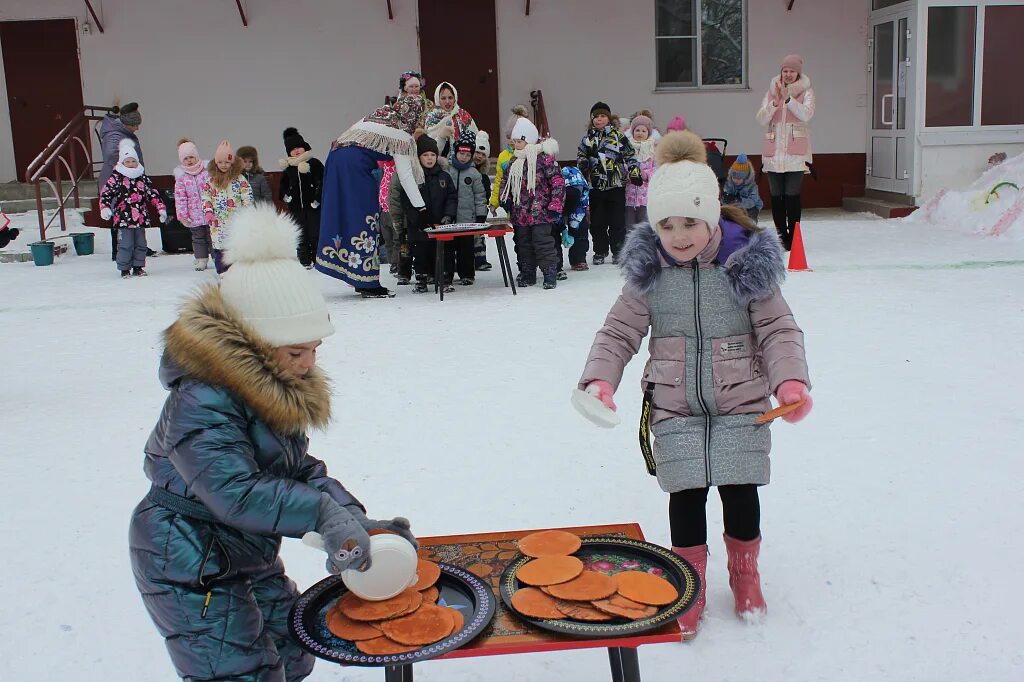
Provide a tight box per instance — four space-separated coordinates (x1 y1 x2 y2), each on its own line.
384 664 413 681
495 236 509 288
435 241 445 301
497 236 517 295
607 647 641 682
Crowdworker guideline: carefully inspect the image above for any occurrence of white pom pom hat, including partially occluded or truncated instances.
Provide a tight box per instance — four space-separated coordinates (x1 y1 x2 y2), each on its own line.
219 205 335 346
511 118 540 145
646 131 721 228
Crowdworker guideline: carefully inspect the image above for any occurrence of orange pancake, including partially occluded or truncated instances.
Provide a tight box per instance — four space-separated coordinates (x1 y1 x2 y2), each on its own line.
326 607 383 641
516 555 584 586
510 587 566 619
379 603 456 646
590 598 658 620
553 599 613 621
517 530 582 558
421 586 440 604
607 594 648 610
613 571 679 606
338 588 423 622
446 606 465 636
755 399 807 424
545 571 618 601
355 635 419 655
413 560 442 591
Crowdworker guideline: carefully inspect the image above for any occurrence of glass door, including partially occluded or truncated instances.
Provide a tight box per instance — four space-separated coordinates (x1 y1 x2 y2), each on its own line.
868 9 915 194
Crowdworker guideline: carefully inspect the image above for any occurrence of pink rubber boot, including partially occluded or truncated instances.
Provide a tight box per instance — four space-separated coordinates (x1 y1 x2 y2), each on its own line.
673 545 708 640
724 534 767 618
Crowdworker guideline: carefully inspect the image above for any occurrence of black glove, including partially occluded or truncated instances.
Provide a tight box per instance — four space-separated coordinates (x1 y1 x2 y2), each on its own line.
629 175 644 187
315 494 371 574
441 216 454 225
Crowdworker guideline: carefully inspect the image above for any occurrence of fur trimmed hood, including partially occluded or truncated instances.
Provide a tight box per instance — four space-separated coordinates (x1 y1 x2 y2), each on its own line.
769 73 811 98
619 221 786 305
161 285 332 435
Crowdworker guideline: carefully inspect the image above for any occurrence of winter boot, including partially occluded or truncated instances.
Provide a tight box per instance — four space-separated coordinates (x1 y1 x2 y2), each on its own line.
592 254 606 266
542 266 558 290
515 272 534 287
724 534 766 618
556 269 568 281
476 261 493 271
193 258 208 271
413 276 429 294
132 267 148 277
784 195 802 251
359 285 396 299
674 545 708 641
572 262 589 272
770 195 788 249
120 269 131 279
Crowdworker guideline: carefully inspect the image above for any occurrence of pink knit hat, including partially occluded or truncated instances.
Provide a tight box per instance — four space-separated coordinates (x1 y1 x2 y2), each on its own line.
629 114 655 133
214 140 234 164
666 116 687 132
781 54 804 74
177 139 200 164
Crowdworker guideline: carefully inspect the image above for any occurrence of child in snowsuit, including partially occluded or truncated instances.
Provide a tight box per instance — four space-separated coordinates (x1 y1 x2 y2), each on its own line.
577 101 642 265
489 105 529 215
278 128 324 267
722 154 764 223
129 206 417 682
237 145 274 205
499 117 565 289
472 130 493 271
173 138 212 271
559 165 591 271
100 138 166 278
578 132 812 640
201 140 254 274
625 114 657 229
393 135 458 293
446 130 487 285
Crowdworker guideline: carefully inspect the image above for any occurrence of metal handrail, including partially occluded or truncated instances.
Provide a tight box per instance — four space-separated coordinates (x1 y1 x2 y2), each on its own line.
530 90 550 140
24 105 114 241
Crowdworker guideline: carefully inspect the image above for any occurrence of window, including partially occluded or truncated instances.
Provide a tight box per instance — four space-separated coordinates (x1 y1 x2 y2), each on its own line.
981 5 1024 125
656 0 746 89
925 6 976 127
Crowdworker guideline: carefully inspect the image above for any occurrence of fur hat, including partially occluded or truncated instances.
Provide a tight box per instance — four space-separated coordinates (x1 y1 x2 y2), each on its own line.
781 54 804 74
283 127 311 153
118 138 139 164
434 81 458 106
511 118 540 145
590 101 612 119
214 140 234 165
454 129 477 154
666 116 687 132
647 131 721 228
417 134 439 157
475 130 491 157
177 138 199 164
629 115 655 134
220 205 335 346
504 104 530 140
118 102 141 127
729 153 752 176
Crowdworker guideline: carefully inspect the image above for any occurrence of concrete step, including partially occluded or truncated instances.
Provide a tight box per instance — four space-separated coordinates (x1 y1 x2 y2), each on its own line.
0 180 99 201
863 188 916 206
842 195 918 219
1 196 96 214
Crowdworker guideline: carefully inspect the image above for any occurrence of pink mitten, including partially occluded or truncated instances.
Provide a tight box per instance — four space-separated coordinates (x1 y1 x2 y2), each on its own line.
775 380 812 423
587 380 617 411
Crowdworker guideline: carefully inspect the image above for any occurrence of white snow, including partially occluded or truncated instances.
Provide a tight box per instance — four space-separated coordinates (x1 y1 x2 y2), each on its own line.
1 209 1022 681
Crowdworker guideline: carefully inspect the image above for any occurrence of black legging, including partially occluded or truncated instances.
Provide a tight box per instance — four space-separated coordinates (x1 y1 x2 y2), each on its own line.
767 171 804 250
669 484 761 548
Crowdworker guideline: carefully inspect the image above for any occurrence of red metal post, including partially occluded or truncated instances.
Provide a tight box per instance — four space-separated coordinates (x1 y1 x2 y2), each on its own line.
70 127 80 209
55 160 66 234
35 182 45 242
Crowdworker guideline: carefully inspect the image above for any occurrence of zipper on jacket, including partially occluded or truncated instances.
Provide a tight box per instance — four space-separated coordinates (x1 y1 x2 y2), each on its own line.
692 259 712 487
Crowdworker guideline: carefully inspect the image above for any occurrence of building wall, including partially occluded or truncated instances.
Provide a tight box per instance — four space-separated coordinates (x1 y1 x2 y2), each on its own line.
0 0 421 182
494 0 870 158
1 0 870 189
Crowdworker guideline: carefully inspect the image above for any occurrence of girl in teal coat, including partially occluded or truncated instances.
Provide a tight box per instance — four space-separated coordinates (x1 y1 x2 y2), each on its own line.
129 206 416 681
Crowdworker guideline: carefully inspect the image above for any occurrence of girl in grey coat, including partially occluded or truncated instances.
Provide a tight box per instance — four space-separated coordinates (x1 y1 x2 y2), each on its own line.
578 132 812 640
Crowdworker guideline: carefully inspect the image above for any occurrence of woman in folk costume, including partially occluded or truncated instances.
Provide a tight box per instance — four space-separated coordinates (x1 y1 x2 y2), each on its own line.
398 70 432 130
424 81 478 160
316 95 426 298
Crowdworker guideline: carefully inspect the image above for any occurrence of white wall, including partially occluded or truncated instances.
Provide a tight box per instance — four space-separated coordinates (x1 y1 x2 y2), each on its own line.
494 0 870 157
0 0 420 182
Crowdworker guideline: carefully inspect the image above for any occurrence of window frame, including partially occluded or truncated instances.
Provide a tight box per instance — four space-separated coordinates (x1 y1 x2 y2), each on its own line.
654 0 749 92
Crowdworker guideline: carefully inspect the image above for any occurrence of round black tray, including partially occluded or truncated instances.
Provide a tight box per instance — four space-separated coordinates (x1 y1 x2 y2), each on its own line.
499 536 699 638
289 563 496 667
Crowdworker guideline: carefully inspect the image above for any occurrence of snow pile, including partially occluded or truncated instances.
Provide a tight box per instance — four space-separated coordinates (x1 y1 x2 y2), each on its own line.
907 152 1024 238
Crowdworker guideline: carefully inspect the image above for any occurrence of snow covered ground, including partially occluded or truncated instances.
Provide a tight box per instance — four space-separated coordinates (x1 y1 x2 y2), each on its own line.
1 210 1022 681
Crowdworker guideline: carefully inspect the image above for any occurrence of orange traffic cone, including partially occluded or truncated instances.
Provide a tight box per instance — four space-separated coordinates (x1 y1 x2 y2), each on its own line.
787 221 812 272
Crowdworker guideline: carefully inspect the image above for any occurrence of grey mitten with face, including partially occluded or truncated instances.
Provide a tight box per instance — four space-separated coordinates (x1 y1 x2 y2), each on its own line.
316 494 372 575
345 506 419 549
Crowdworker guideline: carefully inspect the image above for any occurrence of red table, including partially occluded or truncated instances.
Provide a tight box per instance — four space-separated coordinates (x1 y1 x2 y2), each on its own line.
381 523 682 681
425 223 516 301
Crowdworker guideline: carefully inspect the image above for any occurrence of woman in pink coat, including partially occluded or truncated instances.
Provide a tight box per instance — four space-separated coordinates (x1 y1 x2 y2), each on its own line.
756 54 815 250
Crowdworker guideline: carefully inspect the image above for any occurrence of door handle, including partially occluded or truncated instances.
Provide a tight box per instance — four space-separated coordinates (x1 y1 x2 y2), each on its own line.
881 93 894 127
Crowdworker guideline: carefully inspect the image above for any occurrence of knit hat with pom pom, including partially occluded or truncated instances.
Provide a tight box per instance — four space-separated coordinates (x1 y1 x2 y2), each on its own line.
646 131 721 228
219 205 335 346
474 130 491 157
283 127 311 153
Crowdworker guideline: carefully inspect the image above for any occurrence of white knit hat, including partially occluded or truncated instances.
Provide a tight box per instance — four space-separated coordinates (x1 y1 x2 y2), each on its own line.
475 130 491 157
118 138 139 164
511 117 539 144
646 131 721 228
220 206 335 346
